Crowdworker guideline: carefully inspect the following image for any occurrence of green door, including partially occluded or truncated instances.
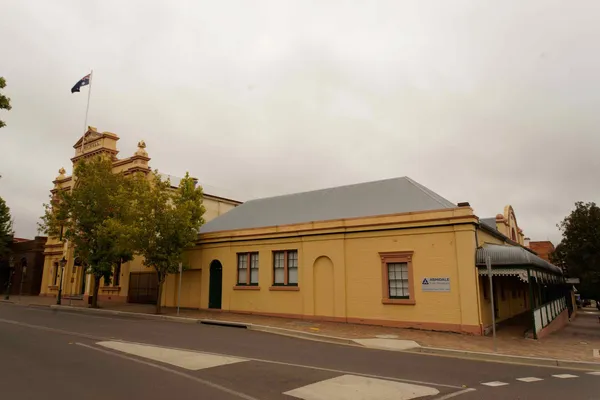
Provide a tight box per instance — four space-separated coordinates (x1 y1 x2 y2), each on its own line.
208 261 222 309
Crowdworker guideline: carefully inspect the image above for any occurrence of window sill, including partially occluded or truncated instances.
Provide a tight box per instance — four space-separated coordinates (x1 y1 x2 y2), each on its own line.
233 286 261 291
269 286 300 291
382 298 415 305
100 286 121 292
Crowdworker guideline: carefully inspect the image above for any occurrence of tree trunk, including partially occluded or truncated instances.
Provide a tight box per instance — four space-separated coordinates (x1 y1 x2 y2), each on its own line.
91 275 101 308
155 273 164 314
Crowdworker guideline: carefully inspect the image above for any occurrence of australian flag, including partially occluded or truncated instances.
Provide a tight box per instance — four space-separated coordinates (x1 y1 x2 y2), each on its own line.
71 74 90 93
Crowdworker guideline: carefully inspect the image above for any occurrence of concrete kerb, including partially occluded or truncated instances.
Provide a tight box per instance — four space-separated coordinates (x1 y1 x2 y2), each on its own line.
49 305 199 324
40 305 600 370
0 299 50 309
248 324 357 346
413 346 600 371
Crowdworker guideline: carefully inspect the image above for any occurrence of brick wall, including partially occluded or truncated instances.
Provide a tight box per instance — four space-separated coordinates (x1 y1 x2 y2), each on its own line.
529 241 555 262
0 237 47 296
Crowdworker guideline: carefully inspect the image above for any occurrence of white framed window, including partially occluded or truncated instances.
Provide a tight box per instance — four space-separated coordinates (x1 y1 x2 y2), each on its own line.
237 252 259 285
273 250 298 286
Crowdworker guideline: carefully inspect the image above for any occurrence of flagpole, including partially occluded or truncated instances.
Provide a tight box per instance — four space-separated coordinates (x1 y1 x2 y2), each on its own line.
81 69 93 154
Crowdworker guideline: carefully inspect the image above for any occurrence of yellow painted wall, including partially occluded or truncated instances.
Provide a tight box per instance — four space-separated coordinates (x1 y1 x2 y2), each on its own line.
40 128 241 300
162 269 203 308
313 256 335 317
343 225 478 328
477 228 505 246
478 276 529 328
188 209 483 332
204 196 238 221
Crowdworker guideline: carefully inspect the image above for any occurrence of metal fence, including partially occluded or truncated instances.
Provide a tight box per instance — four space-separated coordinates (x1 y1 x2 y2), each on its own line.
533 296 566 335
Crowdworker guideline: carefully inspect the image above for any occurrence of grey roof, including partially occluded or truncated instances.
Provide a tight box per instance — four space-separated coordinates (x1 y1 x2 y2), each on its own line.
200 177 455 233
476 243 563 275
480 217 497 231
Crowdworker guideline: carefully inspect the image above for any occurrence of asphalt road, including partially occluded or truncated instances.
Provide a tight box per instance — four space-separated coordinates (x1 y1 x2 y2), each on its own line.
0 303 598 399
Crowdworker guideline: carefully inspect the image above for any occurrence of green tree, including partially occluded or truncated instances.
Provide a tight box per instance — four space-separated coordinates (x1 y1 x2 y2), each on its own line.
0 77 12 128
551 201 600 299
39 156 138 308
0 195 13 260
133 172 205 314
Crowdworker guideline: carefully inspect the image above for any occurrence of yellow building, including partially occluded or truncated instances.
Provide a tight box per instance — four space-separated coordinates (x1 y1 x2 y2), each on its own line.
40 127 241 304
41 128 567 338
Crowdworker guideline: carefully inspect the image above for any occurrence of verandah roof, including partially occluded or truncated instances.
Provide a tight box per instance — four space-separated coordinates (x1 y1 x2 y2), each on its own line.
476 243 563 275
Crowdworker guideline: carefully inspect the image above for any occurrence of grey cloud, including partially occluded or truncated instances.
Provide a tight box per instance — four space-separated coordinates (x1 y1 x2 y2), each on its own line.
2 0 599 245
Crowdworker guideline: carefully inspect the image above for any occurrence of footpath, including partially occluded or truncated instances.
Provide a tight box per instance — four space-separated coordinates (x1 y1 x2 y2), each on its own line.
3 295 600 370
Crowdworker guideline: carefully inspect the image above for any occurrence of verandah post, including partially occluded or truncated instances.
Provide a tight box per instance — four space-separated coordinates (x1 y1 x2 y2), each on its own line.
527 268 537 339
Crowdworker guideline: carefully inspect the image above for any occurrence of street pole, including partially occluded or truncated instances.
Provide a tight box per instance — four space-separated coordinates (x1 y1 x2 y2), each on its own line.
18 257 26 302
57 257 66 305
486 256 497 352
177 262 183 316
4 256 14 300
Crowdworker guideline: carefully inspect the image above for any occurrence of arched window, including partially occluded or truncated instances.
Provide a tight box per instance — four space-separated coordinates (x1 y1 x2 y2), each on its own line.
511 228 517 241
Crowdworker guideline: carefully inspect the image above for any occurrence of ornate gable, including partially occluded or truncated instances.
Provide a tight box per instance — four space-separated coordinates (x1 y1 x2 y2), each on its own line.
71 126 120 162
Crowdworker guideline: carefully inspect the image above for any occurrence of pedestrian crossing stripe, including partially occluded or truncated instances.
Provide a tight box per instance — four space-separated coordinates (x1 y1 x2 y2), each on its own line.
552 374 578 379
97 341 247 370
481 381 509 387
284 374 439 400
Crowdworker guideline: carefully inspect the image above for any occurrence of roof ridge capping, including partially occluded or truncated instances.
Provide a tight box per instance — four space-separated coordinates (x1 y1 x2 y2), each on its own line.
243 176 455 206
403 176 456 209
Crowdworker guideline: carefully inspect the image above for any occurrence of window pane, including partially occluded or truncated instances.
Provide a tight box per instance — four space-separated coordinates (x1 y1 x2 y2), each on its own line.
250 268 259 284
388 262 409 298
274 252 284 269
238 268 247 284
287 250 298 267
237 254 248 284
238 254 248 269
288 266 298 284
251 253 259 269
274 268 285 284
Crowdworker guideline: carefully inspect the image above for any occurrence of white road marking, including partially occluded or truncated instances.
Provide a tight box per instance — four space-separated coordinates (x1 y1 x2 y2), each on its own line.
552 374 578 379
516 377 543 382
587 372 600 375
283 374 439 400
353 338 420 351
481 381 509 387
97 341 246 370
76 343 259 400
0 316 469 391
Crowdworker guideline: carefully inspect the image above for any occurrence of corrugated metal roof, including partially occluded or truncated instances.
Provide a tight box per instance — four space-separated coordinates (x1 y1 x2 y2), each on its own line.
476 243 562 275
200 176 455 233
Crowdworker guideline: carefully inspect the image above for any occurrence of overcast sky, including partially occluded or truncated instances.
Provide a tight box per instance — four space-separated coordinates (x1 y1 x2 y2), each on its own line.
1 0 599 244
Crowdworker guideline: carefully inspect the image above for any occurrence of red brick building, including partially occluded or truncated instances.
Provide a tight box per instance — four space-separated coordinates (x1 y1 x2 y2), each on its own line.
527 240 555 262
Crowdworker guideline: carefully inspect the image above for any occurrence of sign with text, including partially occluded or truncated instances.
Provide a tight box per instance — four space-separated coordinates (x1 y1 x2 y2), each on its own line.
421 277 450 292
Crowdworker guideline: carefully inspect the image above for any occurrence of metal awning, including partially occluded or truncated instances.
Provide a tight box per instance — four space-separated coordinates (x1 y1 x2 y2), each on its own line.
476 243 562 274
477 267 562 283
476 243 563 283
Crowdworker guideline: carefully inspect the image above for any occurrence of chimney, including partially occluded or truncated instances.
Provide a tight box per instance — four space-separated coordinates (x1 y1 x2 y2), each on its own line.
524 237 530 247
